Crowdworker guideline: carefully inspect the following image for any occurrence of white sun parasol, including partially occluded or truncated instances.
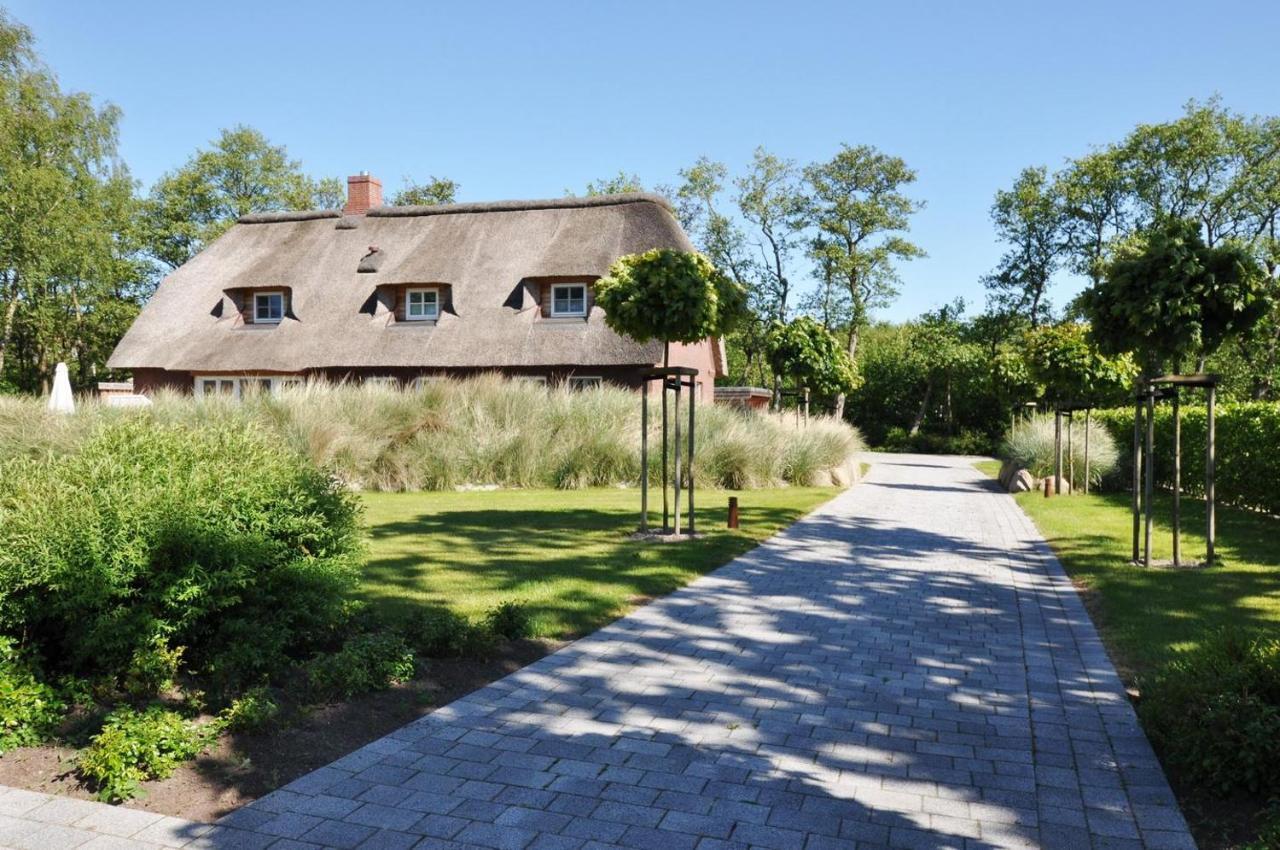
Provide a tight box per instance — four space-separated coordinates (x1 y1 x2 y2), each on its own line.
47 362 75 415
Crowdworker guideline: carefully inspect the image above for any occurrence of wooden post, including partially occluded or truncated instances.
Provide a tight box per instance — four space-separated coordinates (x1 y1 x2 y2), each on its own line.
1206 385 1216 566
803 387 810 424
1172 389 1181 567
1144 389 1155 568
1086 408 1094 495
727 496 739 529
688 376 696 535
672 378 682 535
640 383 649 532
1066 412 1074 494
1053 411 1063 498
1044 476 1052 498
1132 395 1143 563
662 379 669 530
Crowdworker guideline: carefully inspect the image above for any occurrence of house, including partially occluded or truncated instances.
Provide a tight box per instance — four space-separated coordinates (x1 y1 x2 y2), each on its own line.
108 174 724 401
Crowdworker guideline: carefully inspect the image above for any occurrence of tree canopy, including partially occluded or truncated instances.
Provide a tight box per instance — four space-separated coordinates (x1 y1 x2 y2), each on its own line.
1079 218 1271 373
143 125 341 270
1021 322 1136 407
765 317 858 399
391 175 458 206
594 249 746 366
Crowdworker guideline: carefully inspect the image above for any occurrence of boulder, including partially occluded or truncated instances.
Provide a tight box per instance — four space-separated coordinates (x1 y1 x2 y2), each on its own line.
1009 469 1036 493
997 459 1017 488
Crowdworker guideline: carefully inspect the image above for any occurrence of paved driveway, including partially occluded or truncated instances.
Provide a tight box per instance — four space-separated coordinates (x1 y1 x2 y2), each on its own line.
0 456 1194 849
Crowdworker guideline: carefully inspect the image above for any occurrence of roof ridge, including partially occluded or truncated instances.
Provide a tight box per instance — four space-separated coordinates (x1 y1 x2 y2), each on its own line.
369 192 672 218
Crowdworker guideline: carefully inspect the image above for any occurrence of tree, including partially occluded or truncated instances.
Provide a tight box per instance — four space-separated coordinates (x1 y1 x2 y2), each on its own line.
143 125 341 270
983 166 1065 326
572 172 644 197
803 144 925 363
594 249 746 367
765 317 858 403
1080 218 1272 374
391 175 458 206
0 10 146 393
735 148 807 322
1057 148 1132 285
1022 322 1136 408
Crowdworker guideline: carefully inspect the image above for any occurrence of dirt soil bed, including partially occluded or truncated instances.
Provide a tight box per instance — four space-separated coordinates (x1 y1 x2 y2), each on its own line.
0 639 555 823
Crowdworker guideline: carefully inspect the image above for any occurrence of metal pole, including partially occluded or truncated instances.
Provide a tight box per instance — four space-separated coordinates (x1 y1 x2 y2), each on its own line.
688 376 696 535
1132 396 1142 563
1206 385 1216 566
662 378 669 530
1144 389 1155 568
1084 409 1091 496
640 382 649 532
1172 389 1181 567
673 377 683 536
804 387 810 424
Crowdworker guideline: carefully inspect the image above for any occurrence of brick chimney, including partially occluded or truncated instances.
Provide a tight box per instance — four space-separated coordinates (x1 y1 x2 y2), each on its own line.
343 172 383 215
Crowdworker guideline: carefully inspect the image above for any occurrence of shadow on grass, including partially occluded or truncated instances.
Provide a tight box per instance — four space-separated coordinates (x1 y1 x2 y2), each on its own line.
1020 489 1280 675
361 500 817 639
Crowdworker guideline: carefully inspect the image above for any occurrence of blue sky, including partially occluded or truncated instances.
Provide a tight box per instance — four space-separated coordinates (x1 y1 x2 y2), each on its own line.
12 0 1280 321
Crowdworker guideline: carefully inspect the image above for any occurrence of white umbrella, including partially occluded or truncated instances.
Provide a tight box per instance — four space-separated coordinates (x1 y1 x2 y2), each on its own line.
47 362 75 415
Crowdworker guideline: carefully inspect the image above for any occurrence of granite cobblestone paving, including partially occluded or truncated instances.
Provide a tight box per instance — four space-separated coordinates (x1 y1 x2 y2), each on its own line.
0 455 1194 849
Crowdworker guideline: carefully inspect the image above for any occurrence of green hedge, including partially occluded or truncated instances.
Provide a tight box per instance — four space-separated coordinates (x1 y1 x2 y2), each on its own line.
1093 401 1280 515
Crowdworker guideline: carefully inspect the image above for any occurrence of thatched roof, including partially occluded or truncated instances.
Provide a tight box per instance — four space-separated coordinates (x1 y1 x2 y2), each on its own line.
109 193 697 374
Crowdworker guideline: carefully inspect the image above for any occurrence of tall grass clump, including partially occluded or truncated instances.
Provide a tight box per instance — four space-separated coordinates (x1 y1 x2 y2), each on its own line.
1000 413 1118 487
1 376 865 491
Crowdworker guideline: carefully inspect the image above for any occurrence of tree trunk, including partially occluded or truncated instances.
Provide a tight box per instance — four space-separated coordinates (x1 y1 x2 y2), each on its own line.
909 377 933 436
834 393 846 421
0 290 19 379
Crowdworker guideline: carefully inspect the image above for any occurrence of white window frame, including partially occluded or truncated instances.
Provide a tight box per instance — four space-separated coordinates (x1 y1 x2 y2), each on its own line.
193 375 302 399
253 291 285 324
412 375 444 390
567 375 603 391
405 287 440 321
549 283 588 318
513 375 548 387
363 376 398 388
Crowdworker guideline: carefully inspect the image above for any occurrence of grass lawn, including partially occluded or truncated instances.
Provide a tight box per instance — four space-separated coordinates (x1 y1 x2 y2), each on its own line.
359 487 842 639
972 458 1002 479
1015 489 1280 677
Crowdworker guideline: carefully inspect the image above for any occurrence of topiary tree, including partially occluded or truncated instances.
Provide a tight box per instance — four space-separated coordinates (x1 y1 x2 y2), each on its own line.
1079 218 1271 374
595 249 747 367
595 249 746 535
765 317 858 408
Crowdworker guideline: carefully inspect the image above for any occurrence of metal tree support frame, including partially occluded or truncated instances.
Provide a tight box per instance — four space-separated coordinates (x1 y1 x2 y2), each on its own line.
1130 374 1219 568
639 366 698 536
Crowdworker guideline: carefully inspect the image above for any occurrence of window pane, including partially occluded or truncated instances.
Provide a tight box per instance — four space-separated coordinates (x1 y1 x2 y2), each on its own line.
201 380 216 395
553 285 586 315
255 293 283 321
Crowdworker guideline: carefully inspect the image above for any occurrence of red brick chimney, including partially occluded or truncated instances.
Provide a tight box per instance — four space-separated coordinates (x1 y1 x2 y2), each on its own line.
344 172 383 215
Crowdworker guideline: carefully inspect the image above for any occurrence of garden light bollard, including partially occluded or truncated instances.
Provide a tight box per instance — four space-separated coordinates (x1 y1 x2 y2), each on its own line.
727 496 739 529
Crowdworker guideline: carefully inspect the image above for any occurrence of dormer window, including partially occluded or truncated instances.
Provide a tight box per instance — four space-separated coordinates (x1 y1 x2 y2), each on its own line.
254 291 285 324
406 287 439 321
550 283 587 318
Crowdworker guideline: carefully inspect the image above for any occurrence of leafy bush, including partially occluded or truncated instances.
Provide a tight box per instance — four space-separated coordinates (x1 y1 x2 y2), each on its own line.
1000 414 1118 487
484 601 533 641
881 427 998 457
221 687 280 733
123 637 184 699
1094 401 1280 514
305 632 415 700
1139 630 1280 798
0 639 65 752
77 706 220 802
403 609 474 657
0 417 362 687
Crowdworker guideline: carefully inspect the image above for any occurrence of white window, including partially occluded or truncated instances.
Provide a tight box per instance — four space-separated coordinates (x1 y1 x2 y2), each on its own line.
194 375 302 399
567 376 603 391
406 288 439 321
513 375 548 387
254 291 284 324
550 284 587 317
412 375 444 390
363 376 398 388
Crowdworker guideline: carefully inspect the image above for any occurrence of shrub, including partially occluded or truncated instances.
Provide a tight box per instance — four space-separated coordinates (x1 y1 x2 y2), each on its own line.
0 639 65 752
305 632 415 700
123 637 184 699
1000 414 1118 487
221 686 280 733
77 706 220 802
0 417 363 686
402 609 474 658
1094 401 1280 514
1138 630 1280 798
484 601 533 641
